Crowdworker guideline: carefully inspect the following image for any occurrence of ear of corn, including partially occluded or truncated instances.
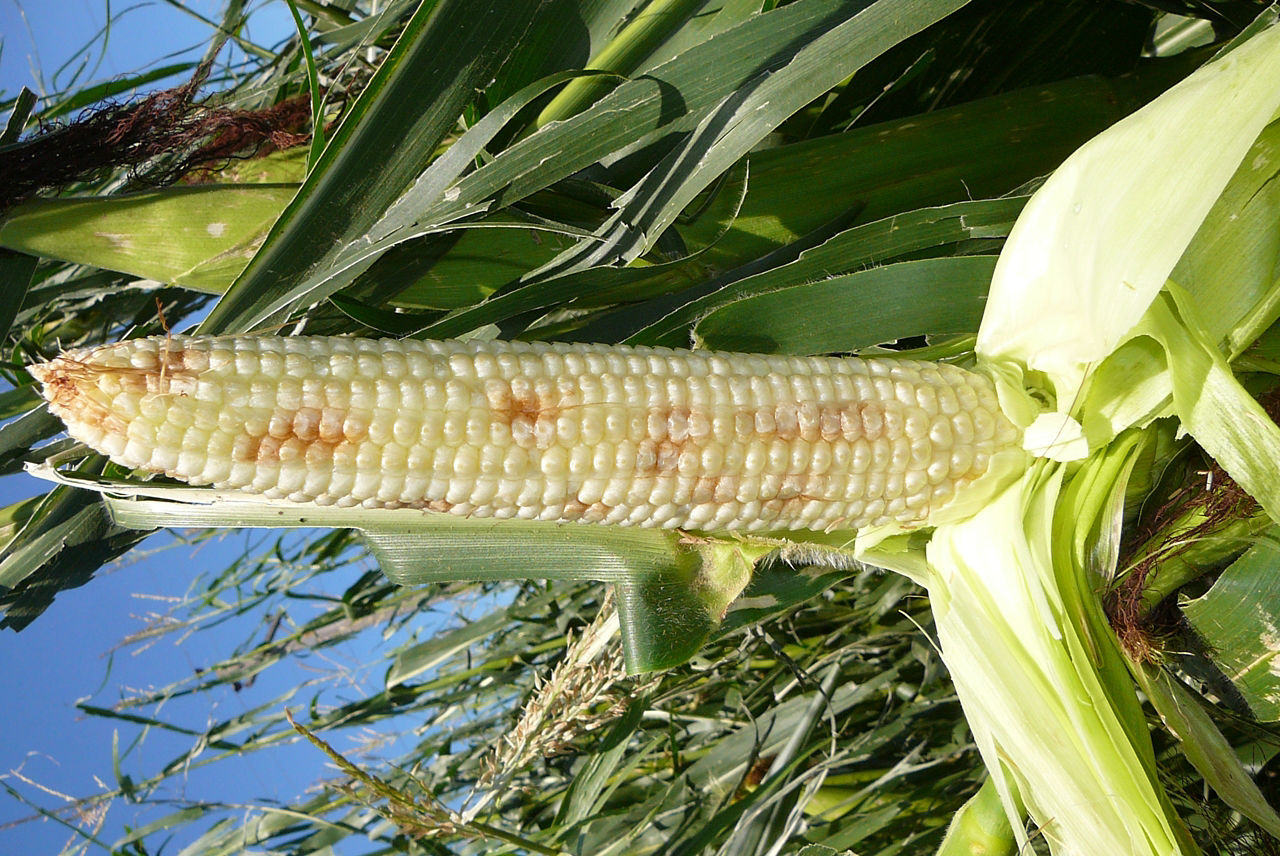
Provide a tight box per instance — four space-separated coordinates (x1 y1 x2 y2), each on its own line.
29 335 1019 533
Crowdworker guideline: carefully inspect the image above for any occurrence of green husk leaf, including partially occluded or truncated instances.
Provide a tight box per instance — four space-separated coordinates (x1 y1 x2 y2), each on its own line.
1172 118 1280 355
0 185 297 292
1140 292 1280 526
915 461 1188 855
977 19 1280 401
936 776 1018 856
941 17 1280 854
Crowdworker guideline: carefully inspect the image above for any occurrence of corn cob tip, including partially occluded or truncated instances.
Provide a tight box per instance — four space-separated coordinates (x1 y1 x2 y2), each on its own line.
31 346 151 433
30 353 96 416
30 354 89 405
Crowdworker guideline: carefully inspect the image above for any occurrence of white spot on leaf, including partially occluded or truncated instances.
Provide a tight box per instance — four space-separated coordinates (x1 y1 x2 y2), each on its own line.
94 232 132 250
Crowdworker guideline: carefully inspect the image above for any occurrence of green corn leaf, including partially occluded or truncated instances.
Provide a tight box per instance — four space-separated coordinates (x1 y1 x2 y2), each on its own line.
1182 533 1280 722
0 87 37 144
533 0 704 128
198 0 553 334
514 0 970 281
692 256 997 354
619 196 1023 346
410 0 881 232
1134 661 1280 840
0 484 150 630
0 249 37 341
398 71 1159 340
57 476 771 674
35 64 197 121
387 586 565 687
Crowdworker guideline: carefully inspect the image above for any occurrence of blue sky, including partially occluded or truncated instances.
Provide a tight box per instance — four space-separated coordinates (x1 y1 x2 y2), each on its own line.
1 0 292 100
0 3 420 853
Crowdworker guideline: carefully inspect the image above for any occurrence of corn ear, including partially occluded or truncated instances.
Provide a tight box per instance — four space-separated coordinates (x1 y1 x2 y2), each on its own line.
30 335 1019 532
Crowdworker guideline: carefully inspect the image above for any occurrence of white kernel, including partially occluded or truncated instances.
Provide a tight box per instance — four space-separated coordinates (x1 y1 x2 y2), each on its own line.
368 411 394 445
533 418 556 449
285 352 312 378
700 445 725 474
973 407 995 440
650 476 676 505
668 408 690 441
903 468 927 496
904 408 930 439
466 412 490 447
849 439 872 474
601 480 628 507
445 476 476 504
882 406 905 439
581 410 605 445
278 463 308 494
929 418 953 448
152 445 179 472
748 376 773 407
250 463 280 493
579 478 606 504
452 446 479 477
915 384 938 414
591 443 614 473
441 412 466 445
540 446 568 477
448 353 474 379
687 503 715 527
787 440 811 473
910 438 932 468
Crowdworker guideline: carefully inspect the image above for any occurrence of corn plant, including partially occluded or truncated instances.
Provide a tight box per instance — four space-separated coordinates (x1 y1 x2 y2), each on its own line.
4 2 1280 855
